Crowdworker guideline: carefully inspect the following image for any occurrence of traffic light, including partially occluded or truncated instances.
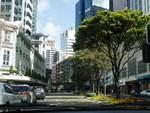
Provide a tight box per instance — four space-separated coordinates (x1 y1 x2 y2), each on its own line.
146 24 150 44
142 43 150 63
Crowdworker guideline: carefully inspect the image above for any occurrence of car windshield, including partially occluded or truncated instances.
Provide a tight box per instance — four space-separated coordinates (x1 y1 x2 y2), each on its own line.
1 0 150 112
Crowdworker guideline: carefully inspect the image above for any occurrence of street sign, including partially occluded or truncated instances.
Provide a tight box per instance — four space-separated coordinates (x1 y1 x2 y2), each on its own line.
146 24 150 45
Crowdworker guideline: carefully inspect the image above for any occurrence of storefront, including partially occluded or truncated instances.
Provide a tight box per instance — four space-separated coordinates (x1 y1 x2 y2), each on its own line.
137 74 150 90
125 80 140 94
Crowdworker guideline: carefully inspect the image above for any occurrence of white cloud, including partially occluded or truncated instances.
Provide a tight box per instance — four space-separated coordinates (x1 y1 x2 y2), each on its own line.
39 20 61 50
38 0 51 14
43 20 61 38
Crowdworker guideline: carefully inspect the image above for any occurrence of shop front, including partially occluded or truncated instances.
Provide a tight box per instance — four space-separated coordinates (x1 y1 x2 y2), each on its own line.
137 74 150 90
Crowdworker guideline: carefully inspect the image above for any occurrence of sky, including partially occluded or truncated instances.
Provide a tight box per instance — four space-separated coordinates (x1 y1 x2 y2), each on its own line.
37 0 109 51
37 0 79 50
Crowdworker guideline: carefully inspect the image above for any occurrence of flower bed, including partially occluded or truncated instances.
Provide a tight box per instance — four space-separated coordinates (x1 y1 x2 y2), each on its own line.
92 95 144 104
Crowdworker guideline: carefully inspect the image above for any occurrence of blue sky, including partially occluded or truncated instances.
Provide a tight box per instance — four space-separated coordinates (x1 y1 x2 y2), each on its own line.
37 0 79 50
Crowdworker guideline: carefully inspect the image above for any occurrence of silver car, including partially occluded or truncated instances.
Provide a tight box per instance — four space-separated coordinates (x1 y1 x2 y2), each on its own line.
11 84 37 103
32 86 45 100
0 82 23 105
140 90 150 97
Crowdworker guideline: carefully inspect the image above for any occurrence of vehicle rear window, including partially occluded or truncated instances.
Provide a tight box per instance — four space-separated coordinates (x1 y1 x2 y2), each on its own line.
12 86 29 92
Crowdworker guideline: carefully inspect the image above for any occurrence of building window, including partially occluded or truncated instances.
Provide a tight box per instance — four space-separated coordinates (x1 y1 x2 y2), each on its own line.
138 60 147 74
5 5 11 12
6 0 11 2
23 53 25 57
3 50 10 66
4 31 11 43
122 67 127 78
19 49 22 55
16 47 18 52
128 58 136 76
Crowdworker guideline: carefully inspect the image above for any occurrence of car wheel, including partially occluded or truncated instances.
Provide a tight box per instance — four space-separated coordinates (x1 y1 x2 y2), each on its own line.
4 102 10 112
34 98 37 103
42 98 44 100
21 99 24 103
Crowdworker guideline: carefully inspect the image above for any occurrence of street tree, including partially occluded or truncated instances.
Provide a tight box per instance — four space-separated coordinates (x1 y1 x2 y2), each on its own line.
9 65 14 74
71 49 110 95
73 9 150 99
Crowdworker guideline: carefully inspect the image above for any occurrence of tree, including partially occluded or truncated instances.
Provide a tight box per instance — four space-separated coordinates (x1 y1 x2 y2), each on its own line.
16 65 20 75
73 9 150 99
71 49 110 94
9 65 14 74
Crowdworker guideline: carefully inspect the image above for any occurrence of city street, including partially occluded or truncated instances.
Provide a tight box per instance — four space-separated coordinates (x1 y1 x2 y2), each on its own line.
37 92 101 107
36 92 150 107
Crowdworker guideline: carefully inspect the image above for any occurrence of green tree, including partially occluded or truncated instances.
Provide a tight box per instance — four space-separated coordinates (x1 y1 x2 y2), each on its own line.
16 65 20 75
71 49 110 95
9 65 14 74
73 9 150 99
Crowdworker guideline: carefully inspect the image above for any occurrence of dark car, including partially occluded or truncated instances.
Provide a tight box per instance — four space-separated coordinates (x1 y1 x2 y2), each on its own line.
33 86 45 100
131 90 141 97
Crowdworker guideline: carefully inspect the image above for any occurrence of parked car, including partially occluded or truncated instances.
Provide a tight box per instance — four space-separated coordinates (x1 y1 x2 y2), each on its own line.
32 86 45 100
0 82 23 105
131 90 141 97
11 84 37 103
140 90 150 97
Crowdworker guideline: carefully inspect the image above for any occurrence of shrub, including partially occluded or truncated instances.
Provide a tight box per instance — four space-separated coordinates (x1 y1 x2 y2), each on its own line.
86 92 96 97
92 95 144 105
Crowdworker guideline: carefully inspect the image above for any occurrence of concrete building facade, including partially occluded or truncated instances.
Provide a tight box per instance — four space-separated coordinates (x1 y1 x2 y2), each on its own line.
0 0 34 36
0 18 46 86
60 26 75 61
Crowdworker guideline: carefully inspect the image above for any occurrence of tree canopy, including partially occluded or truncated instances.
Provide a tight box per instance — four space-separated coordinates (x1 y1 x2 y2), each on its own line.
73 9 150 99
71 49 110 93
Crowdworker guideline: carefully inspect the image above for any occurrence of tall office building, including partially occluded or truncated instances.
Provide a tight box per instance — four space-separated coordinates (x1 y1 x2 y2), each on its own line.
75 0 109 32
53 51 59 64
32 0 38 33
45 40 59 69
127 0 150 15
0 0 34 36
60 26 75 60
109 0 127 12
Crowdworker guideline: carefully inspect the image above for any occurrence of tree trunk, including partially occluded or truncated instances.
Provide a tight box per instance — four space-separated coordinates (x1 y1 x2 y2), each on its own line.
97 79 100 95
115 74 120 99
92 82 95 92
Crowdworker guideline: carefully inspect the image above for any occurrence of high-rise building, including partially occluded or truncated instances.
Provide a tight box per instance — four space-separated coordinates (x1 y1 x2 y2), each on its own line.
60 26 75 60
75 0 109 32
127 0 150 15
109 0 127 12
45 40 59 69
31 33 48 57
0 0 34 36
32 0 38 33
53 51 59 64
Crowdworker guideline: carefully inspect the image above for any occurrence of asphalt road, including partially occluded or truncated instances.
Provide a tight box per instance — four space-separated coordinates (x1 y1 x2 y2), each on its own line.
37 92 101 107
